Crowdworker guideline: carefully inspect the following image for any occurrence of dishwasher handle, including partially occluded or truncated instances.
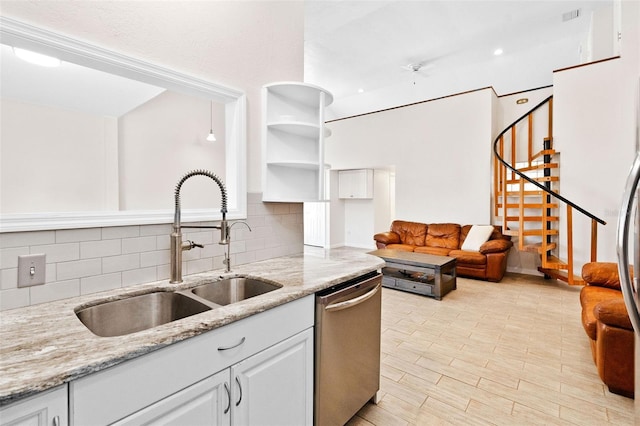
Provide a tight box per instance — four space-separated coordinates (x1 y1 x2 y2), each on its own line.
325 283 381 312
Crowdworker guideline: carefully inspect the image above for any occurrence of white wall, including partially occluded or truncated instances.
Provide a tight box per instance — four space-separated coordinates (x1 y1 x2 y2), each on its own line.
328 170 345 248
340 169 392 249
0 2 306 310
326 88 494 226
0 99 118 213
552 0 639 267
119 90 226 211
0 0 304 193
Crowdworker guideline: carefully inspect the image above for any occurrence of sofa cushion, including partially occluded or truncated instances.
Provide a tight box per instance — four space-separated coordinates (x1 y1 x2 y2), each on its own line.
449 249 486 265
580 286 622 340
414 246 451 256
373 231 400 245
594 298 633 330
425 223 460 249
460 225 494 251
385 244 415 252
479 239 513 254
582 262 630 290
390 220 427 246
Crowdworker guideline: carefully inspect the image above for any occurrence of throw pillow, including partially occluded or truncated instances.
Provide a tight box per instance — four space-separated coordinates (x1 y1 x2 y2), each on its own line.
461 225 494 251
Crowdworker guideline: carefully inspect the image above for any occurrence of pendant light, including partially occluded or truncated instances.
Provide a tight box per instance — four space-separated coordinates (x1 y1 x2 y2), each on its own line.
206 101 216 142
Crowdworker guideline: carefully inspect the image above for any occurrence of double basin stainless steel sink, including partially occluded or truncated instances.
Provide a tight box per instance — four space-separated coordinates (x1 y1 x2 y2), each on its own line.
75 277 281 337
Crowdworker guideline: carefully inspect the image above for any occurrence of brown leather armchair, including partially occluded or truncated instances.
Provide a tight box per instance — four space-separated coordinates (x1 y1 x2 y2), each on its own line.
580 262 634 398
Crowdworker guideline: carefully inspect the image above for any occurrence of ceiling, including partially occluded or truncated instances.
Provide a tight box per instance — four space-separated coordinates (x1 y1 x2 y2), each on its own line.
304 0 616 119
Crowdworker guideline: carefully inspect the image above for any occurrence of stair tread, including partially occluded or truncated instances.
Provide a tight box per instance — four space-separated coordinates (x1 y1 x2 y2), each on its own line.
531 149 557 161
499 216 559 222
517 163 559 172
538 267 584 285
522 243 557 253
506 176 559 184
496 203 559 209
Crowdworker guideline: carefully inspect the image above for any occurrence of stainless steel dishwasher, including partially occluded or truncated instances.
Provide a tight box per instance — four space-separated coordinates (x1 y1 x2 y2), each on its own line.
315 271 382 426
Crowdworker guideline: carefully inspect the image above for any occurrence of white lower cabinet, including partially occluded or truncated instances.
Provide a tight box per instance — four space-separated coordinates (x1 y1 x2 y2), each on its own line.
232 328 313 425
112 328 313 426
69 295 314 426
0 385 68 426
112 371 229 426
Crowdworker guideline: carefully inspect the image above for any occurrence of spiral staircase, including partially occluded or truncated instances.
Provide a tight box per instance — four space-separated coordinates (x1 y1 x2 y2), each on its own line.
493 95 607 284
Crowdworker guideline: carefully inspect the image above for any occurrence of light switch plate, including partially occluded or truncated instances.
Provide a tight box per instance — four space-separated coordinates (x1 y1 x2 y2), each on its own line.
18 254 46 287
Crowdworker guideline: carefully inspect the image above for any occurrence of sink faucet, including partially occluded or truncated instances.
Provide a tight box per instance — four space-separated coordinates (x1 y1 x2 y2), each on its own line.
170 169 229 283
223 221 252 273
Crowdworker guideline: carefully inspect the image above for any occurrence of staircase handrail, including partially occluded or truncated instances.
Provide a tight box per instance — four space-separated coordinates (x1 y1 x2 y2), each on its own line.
493 95 606 226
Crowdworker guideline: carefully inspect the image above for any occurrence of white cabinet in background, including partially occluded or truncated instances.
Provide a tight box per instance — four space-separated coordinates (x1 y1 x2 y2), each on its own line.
338 169 374 199
0 385 68 426
70 296 314 426
262 82 333 202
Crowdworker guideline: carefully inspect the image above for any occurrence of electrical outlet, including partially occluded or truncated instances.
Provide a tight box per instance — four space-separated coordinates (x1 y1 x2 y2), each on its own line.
18 254 46 287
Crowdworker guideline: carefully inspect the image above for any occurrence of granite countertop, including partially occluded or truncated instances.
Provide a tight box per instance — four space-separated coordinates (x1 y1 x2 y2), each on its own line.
0 248 384 406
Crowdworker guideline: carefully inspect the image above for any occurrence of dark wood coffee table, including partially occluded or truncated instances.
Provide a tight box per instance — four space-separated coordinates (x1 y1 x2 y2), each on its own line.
369 249 457 300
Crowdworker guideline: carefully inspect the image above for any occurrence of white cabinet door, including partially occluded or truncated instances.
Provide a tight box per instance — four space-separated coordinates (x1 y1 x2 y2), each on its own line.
113 371 230 426
338 169 373 199
0 385 67 426
232 328 313 426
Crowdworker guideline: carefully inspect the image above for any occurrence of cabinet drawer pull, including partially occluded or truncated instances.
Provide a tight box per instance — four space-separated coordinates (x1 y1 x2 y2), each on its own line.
224 382 231 414
218 337 246 351
52 416 60 426
235 376 243 406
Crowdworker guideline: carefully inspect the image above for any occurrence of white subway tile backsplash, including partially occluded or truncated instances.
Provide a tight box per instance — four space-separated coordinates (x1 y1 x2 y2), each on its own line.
289 204 303 214
103 254 140 274
156 264 171 281
81 239 121 259
30 279 80 305
1 268 17 290
102 226 140 240
186 258 214 276
81 273 122 295
122 236 157 254
156 235 171 250
32 243 79 263
0 231 55 248
0 287 30 310
57 259 102 281
245 238 266 252
140 250 170 268
0 193 303 311
234 251 256 266
1 247 29 269
201 243 225 258
184 231 214 245
56 228 101 243
140 224 173 236
122 267 156 287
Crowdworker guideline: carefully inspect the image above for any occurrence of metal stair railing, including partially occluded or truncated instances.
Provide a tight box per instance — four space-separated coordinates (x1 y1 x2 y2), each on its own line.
493 95 606 283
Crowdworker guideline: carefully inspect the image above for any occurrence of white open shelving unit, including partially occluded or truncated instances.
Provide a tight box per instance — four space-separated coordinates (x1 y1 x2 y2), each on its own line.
262 82 333 202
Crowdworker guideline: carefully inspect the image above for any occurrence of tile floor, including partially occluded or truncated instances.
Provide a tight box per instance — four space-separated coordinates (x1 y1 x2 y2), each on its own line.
347 273 635 425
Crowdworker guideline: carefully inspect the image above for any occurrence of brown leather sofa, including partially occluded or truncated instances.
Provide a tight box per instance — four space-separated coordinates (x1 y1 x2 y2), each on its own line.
579 262 634 398
373 220 513 282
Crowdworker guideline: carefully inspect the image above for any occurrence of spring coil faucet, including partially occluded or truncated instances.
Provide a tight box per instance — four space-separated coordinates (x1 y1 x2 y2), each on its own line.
170 169 229 283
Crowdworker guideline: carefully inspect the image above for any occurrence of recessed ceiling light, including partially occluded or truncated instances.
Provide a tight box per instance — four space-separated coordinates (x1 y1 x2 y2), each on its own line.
357 88 364 93
13 47 61 67
494 48 504 56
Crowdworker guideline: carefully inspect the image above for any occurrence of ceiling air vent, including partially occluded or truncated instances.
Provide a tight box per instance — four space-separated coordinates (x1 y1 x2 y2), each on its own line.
562 9 581 22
